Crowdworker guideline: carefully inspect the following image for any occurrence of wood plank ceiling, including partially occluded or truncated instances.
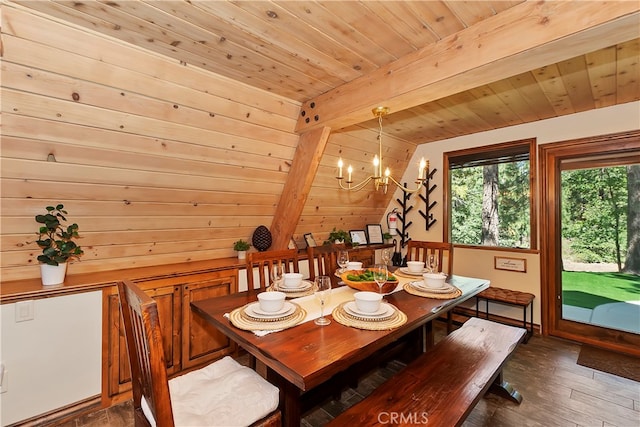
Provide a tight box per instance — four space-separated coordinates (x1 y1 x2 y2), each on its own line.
16 0 640 144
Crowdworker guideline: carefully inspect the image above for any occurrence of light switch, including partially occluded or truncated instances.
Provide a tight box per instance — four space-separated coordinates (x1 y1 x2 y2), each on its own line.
15 300 35 322
0 368 7 393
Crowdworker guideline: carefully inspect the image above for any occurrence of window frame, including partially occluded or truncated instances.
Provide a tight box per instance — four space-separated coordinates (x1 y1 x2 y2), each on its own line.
443 138 538 251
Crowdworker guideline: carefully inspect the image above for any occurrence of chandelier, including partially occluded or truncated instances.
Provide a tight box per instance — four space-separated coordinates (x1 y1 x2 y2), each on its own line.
337 106 428 194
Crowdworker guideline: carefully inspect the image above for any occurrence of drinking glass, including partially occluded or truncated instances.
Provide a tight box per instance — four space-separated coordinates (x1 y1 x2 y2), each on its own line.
314 276 332 326
271 263 284 291
337 250 349 273
372 264 388 297
381 248 391 266
427 255 439 273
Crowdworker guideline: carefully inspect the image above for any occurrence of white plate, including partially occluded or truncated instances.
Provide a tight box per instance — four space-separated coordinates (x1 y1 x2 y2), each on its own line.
246 301 295 317
410 281 452 292
344 301 394 318
399 267 429 276
278 280 313 292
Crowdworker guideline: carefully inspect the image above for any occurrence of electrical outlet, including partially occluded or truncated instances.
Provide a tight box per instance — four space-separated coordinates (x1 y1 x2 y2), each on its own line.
15 300 34 322
1 370 8 393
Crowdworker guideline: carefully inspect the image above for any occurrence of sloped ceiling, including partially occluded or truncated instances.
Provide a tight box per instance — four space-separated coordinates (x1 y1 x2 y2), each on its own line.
11 1 639 245
16 1 640 144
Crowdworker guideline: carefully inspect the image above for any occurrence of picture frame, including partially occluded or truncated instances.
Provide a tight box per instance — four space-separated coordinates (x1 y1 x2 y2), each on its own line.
366 224 384 245
288 238 299 250
494 256 527 273
303 233 317 248
349 230 368 246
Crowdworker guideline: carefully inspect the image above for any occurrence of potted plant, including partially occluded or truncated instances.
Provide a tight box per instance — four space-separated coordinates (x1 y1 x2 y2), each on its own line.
35 204 84 286
233 239 250 259
383 232 393 243
325 228 352 245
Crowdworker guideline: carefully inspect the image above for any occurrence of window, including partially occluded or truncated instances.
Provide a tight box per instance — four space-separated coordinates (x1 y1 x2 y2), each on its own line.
444 138 536 250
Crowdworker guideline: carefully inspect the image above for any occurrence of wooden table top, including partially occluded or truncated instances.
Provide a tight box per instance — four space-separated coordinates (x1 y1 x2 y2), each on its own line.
191 275 489 392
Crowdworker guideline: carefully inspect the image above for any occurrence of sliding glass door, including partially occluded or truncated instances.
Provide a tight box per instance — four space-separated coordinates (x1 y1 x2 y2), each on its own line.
540 131 640 355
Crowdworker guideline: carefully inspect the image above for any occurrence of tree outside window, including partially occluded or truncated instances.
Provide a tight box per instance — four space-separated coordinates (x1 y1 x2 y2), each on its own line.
445 139 536 250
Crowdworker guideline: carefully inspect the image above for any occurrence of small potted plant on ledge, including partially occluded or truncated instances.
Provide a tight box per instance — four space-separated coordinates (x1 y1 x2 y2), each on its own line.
324 228 352 245
233 239 250 260
35 204 84 286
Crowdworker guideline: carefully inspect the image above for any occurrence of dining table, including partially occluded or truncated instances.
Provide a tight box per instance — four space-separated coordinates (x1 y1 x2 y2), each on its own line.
191 273 489 427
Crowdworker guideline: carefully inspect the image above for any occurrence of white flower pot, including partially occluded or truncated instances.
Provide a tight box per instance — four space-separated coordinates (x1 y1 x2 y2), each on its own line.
237 250 246 260
40 263 67 286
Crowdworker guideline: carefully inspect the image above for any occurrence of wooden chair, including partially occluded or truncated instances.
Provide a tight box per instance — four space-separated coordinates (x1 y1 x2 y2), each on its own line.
246 248 299 294
307 244 344 287
117 280 281 427
407 240 455 334
406 240 454 275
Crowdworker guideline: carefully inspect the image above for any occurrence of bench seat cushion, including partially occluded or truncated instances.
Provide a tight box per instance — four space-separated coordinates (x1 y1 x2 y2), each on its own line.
478 287 535 306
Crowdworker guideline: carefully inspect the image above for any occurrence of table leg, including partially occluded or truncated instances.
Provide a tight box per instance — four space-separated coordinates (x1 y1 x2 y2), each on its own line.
423 321 434 351
267 368 302 427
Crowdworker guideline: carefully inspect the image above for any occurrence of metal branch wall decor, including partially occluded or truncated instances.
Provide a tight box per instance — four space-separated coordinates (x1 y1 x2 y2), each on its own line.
394 184 414 249
418 167 437 230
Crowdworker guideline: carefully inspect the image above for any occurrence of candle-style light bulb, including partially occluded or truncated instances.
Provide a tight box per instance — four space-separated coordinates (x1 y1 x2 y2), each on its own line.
337 158 343 178
384 167 390 184
373 155 380 177
419 157 427 180
347 165 353 182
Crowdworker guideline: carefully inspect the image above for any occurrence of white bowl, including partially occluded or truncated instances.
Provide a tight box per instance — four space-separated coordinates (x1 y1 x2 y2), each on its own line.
347 261 363 271
282 273 303 288
354 291 382 313
257 291 286 312
406 261 425 273
423 272 447 288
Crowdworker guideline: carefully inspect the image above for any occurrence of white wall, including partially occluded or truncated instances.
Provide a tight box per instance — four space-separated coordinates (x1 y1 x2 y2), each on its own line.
387 102 640 328
0 291 102 426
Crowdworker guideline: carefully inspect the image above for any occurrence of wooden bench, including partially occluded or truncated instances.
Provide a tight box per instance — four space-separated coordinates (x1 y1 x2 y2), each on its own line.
327 318 526 427
475 287 535 342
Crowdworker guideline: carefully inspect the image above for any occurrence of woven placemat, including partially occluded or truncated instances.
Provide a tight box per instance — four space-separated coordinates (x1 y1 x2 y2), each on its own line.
229 302 306 331
393 269 426 279
268 281 317 298
332 301 407 330
403 281 462 299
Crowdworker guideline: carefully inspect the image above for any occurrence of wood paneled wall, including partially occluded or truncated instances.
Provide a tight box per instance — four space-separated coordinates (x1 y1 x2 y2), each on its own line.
1 4 413 282
0 4 302 281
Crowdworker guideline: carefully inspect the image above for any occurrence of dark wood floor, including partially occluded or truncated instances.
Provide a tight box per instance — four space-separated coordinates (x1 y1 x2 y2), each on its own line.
65 322 640 427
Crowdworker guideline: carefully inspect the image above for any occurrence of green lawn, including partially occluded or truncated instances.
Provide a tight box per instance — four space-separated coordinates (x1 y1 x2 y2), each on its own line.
562 271 640 309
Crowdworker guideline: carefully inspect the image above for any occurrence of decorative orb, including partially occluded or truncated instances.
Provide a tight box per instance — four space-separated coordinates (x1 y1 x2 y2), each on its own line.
252 225 272 252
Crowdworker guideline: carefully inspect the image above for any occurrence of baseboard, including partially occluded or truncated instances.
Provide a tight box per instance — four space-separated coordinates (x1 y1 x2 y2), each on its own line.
7 395 101 427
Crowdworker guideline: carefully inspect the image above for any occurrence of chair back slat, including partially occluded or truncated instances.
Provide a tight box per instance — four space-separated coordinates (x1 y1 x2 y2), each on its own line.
246 248 300 294
406 241 454 275
118 280 175 427
307 244 344 286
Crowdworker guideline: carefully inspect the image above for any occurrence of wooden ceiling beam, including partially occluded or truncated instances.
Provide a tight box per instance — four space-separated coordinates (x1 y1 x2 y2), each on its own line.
270 126 331 249
295 1 640 133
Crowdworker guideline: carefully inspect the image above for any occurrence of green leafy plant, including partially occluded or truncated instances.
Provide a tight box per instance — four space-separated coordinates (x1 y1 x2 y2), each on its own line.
325 228 352 245
233 239 250 251
35 204 84 266
383 232 393 241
